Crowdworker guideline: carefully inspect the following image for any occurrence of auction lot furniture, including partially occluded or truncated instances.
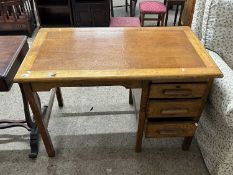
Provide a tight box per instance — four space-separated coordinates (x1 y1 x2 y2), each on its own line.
35 0 74 26
14 27 222 157
35 0 110 27
0 0 36 36
0 36 38 158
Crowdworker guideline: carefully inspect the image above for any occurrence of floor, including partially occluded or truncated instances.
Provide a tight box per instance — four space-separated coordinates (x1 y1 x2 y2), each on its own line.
0 0 210 175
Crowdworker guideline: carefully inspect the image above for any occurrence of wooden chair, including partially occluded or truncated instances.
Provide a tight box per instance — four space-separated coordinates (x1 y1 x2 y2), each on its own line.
139 1 166 27
164 0 186 26
0 0 36 36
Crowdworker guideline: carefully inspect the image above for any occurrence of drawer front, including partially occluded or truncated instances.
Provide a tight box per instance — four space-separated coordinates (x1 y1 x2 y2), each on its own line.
149 83 207 99
147 99 202 118
145 122 197 138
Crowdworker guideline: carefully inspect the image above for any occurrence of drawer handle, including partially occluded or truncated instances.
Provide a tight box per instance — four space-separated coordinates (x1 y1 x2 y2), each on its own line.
163 89 192 96
161 108 189 115
158 129 181 135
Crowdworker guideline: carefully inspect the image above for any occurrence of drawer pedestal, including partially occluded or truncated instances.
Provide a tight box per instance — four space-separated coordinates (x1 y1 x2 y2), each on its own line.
132 81 211 151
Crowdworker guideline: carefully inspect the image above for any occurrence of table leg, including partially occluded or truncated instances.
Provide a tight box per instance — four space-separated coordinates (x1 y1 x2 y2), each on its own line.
182 136 193 150
135 81 150 152
22 83 55 157
56 87 64 107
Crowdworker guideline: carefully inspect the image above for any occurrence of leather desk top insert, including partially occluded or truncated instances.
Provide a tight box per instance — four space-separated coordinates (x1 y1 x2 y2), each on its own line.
14 27 223 157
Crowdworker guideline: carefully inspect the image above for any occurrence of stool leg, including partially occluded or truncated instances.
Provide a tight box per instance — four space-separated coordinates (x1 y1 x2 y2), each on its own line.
125 0 128 12
161 13 165 26
157 14 161 26
174 4 179 26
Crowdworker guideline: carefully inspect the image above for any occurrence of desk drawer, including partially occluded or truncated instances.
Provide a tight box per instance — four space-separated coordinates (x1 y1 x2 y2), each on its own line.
149 83 207 99
147 99 202 118
145 122 197 138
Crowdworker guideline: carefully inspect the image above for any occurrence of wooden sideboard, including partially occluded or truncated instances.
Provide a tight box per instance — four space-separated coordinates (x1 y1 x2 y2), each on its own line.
35 0 110 27
181 0 196 26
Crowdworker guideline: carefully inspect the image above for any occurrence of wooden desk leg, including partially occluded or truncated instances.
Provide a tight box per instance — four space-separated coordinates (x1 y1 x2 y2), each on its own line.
135 81 150 152
129 89 133 105
22 83 55 157
56 87 64 107
182 136 193 151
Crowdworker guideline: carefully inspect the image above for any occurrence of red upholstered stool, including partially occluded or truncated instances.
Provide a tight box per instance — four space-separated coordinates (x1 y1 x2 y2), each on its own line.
110 17 141 27
139 1 166 27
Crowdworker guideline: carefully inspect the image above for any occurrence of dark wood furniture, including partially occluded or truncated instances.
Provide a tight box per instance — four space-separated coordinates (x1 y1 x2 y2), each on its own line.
35 0 73 26
0 0 36 36
15 27 222 157
0 36 38 158
164 0 186 26
181 0 196 26
72 0 110 27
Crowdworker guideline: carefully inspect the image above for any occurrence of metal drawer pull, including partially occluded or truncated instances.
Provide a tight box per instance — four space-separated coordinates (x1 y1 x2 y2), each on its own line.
161 108 189 115
158 130 180 135
163 89 192 96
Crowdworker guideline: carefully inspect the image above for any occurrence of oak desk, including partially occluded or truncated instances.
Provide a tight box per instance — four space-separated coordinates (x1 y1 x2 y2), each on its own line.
14 27 222 157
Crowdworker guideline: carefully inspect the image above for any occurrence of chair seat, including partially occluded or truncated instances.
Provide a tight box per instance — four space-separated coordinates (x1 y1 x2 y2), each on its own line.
110 17 141 27
139 1 166 14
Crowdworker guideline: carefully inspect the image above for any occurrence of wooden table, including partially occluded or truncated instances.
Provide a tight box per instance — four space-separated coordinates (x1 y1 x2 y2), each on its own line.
0 36 39 158
14 27 222 157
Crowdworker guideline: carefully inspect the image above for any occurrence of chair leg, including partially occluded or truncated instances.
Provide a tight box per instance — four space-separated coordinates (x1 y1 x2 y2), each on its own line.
110 0 114 17
125 0 128 12
178 3 185 26
165 5 169 26
140 13 144 27
174 4 179 26
157 14 161 26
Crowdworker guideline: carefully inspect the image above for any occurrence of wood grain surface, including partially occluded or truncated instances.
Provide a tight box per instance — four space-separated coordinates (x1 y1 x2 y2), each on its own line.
14 27 222 83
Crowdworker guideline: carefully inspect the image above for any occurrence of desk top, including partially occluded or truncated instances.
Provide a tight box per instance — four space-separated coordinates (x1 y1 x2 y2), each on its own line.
15 27 222 83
